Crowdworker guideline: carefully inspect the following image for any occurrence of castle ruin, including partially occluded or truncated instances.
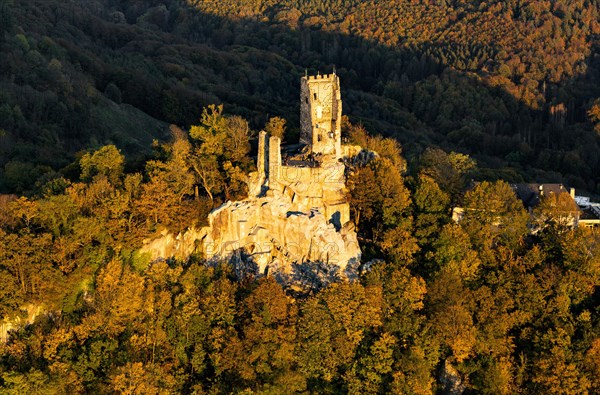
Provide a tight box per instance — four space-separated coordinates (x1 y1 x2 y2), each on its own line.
253 73 349 228
142 73 361 276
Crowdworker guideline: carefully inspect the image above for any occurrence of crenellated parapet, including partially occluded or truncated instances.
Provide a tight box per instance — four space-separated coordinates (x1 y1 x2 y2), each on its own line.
305 73 337 81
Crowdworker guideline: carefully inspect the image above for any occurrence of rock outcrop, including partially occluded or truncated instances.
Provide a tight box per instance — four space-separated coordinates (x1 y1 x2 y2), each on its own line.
140 163 361 276
1 304 43 343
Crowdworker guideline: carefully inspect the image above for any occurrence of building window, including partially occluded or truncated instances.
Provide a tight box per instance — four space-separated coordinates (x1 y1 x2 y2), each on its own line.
318 134 322 142
305 98 308 104
313 93 317 100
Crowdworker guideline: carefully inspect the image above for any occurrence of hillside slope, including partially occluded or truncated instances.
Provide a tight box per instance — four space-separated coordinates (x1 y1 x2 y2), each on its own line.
0 0 599 193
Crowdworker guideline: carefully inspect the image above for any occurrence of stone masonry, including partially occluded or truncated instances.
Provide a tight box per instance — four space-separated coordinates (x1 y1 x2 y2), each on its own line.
300 73 342 158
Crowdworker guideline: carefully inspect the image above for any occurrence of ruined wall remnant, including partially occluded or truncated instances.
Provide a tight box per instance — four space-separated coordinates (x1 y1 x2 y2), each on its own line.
268 135 281 183
257 130 266 181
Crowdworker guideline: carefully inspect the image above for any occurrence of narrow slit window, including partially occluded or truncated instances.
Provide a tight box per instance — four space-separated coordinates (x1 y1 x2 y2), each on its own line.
313 93 317 100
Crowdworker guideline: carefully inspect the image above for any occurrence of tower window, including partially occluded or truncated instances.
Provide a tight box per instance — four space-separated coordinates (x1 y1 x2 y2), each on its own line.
313 93 317 100
318 134 322 142
305 98 308 104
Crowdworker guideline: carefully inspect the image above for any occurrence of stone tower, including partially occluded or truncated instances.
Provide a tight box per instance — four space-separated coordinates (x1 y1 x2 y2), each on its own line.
300 73 342 158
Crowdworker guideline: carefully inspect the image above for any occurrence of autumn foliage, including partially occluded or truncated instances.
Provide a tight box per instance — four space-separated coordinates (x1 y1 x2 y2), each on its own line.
0 111 598 393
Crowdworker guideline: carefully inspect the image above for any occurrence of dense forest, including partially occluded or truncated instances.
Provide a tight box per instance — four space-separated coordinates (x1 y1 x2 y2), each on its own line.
0 112 599 394
0 0 599 194
1 0 599 394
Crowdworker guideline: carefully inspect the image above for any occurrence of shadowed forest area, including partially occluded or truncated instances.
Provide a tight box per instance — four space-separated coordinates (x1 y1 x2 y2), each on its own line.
0 0 599 394
0 0 599 194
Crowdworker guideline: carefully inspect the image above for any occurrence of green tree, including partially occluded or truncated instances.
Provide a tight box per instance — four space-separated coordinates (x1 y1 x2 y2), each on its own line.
531 328 591 395
0 229 55 301
1 369 58 395
265 116 287 139
110 362 178 395
80 145 125 186
298 282 383 390
587 99 600 136
419 148 475 201
189 105 253 202
232 278 305 392
81 257 145 338
363 263 426 339
412 174 450 247
145 137 195 204
348 157 411 230
427 271 477 363
346 333 396 394
431 224 481 280
461 180 529 251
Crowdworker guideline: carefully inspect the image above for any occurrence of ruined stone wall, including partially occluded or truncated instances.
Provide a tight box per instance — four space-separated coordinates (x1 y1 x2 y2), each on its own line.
299 79 312 146
257 131 266 180
268 135 281 182
271 161 348 225
277 162 345 196
198 196 359 274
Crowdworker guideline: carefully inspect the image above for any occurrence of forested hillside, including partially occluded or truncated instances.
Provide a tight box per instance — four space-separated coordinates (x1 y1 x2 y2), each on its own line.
1 0 599 393
0 0 599 194
0 113 598 394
